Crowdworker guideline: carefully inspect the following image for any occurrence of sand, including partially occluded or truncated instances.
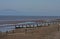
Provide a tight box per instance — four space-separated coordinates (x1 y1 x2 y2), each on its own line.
0 24 60 39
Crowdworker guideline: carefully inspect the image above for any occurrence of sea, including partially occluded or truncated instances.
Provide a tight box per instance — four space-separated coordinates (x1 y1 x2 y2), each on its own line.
0 16 60 20
0 16 60 32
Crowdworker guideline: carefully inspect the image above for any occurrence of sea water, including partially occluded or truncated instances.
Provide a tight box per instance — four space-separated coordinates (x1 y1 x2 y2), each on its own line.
0 16 60 32
0 22 37 32
0 26 15 32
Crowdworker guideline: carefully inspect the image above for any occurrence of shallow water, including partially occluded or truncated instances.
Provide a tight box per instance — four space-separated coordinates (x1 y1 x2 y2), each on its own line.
0 22 37 32
0 16 59 32
0 26 15 32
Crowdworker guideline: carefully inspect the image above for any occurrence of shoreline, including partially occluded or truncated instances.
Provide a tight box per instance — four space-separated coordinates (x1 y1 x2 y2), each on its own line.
0 24 60 39
0 19 45 25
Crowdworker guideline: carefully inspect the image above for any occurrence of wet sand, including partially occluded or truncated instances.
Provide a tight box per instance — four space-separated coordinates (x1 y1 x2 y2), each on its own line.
0 24 60 39
0 19 60 39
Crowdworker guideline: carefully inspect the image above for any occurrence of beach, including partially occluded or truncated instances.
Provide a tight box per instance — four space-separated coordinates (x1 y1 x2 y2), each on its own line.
0 16 60 39
0 24 60 39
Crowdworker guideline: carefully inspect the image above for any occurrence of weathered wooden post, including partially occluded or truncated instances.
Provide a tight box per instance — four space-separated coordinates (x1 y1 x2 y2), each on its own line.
33 24 34 27
26 24 28 28
37 24 38 27
15 25 16 29
25 29 27 34
18 25 21 28
12 30 14 33
25 24 27 28
58 24 60 32
6 31 8 34
29 24 31 28
22 24 24 28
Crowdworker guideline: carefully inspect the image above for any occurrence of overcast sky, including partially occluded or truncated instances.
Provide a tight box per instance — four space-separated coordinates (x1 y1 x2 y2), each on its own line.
0 0 60 16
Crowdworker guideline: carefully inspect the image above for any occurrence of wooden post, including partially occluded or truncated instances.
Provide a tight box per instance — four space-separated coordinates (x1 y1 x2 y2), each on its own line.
25 29 27 34
58 24 59 32
37 24 38 27
6 31 8 34
18 25 20 28
15 25 16 29
26 24 27 28
33 24 34 27
29 24 31 28
12 30 14 33
19 25 21 28
22 25 23 28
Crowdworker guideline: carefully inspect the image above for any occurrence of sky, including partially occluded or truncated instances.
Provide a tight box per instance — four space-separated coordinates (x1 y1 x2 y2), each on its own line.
0 0 60 16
